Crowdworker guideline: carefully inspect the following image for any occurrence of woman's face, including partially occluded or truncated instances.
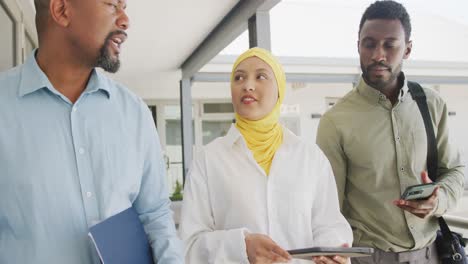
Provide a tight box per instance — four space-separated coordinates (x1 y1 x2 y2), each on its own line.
231 57 279 121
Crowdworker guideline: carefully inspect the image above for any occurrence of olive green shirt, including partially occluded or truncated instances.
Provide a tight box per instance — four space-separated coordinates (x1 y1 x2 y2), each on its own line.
316 75 464 252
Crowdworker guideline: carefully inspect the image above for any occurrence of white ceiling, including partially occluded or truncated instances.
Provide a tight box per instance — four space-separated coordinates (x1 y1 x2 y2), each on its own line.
117 0 239 75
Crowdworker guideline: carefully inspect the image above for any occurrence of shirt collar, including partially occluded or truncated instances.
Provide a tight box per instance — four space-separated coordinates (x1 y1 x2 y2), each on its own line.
85 69 112 98
18 49 111 99
18 50 53 97
224 124 244 147
356 72 409 104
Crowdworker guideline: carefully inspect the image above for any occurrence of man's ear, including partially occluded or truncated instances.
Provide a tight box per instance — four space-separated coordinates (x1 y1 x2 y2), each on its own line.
404 40 412 59
357 40 360 53
49 0 71 27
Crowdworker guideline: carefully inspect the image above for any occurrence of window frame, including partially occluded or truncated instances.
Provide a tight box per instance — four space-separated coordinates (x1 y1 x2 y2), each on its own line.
1 0 38 66
1 0 20 67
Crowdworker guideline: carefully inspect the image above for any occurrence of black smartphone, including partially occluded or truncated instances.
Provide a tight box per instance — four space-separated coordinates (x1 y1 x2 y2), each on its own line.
401 183 436 200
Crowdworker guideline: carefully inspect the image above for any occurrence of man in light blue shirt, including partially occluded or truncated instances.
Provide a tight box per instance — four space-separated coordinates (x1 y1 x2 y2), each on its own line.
0 0 183 263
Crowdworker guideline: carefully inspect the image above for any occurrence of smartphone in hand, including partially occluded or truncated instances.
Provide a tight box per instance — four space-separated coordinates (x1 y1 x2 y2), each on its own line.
401 183 436 200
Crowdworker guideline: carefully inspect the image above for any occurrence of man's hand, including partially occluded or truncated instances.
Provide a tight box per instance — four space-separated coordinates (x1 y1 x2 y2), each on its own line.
393 171 439 218
312 244 350 264
245 233 291 264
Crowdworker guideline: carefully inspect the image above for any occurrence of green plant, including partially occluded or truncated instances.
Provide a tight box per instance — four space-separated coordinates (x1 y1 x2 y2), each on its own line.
170 180 183 201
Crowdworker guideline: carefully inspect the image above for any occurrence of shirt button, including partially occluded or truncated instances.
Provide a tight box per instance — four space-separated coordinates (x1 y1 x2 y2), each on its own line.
86 192 92 198
409 225 414 229
397 136 401 141
72 107 77 112
400 167 405 172
78 148 85 155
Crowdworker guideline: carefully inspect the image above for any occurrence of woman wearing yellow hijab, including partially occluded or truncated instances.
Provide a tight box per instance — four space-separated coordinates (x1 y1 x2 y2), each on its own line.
180 48 352 264
232 48 285 176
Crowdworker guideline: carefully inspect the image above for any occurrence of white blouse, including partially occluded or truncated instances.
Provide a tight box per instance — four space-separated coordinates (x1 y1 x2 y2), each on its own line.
179 125 352 263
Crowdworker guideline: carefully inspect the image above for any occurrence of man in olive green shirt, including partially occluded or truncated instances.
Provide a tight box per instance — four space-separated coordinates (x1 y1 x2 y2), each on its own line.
316 1 464 263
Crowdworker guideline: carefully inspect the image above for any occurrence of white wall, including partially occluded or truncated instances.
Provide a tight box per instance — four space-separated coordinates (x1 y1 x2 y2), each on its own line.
439 85 468 163
283 82 352 141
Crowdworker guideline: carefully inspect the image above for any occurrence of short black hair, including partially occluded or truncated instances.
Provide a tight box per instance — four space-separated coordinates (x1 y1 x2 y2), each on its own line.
359 0 412 42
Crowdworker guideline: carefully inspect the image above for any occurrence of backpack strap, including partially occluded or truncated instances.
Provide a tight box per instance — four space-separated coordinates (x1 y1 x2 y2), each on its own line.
407 81 438 182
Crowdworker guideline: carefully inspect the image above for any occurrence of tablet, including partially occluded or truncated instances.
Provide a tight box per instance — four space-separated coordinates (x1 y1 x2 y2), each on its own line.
288 247 374 259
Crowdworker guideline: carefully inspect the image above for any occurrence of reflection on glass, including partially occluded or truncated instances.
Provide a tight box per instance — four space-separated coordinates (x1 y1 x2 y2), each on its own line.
203 103 234 114
202 120 232 145
165 120 195 146
163 105 194 199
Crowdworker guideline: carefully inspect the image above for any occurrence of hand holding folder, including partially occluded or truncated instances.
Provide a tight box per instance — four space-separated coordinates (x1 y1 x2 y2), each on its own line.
88 207 154 264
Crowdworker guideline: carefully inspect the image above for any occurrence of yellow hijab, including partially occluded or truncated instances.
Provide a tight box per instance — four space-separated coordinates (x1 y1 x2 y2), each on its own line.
231 47 286 175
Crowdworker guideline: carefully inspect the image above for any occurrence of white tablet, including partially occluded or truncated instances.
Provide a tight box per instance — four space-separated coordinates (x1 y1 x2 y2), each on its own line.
288 247 374 259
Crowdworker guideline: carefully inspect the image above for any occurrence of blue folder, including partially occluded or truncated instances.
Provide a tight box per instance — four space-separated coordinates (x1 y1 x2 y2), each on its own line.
88 207 153 264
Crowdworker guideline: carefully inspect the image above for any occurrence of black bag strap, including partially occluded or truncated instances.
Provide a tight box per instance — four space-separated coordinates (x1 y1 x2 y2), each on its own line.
407 81 459 252
407 81 438 182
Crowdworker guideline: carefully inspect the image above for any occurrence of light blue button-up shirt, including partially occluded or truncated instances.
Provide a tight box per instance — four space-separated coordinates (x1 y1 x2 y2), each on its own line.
0 52 183 263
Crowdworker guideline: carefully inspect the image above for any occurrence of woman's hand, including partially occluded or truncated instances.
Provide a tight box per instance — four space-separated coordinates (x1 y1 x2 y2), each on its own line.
312 255 349 264
312 243 350 264
245 233 292 264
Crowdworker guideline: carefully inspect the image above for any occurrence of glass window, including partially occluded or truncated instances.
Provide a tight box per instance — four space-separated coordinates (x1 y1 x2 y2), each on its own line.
0 4 15 71
203 103 234 114
163 105 194 200
165 120 195 146
166 120 183 146
164 105 194 146
202 120 233 145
